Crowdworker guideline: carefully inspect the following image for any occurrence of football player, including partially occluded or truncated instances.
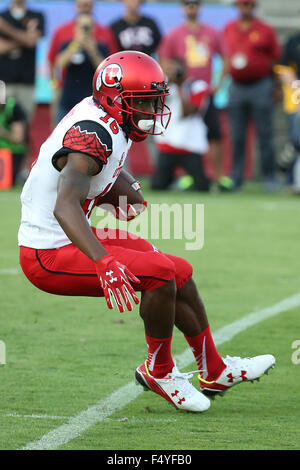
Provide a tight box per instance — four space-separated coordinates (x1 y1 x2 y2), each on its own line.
18 51 275 412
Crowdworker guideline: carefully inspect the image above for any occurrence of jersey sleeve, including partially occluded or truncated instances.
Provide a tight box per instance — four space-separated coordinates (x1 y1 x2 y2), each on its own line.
52 120 113 172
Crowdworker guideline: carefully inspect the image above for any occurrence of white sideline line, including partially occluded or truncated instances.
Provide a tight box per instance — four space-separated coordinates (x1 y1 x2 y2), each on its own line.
21 292 300 451
0 268 20 275
5 413 69 420
5 413 177 424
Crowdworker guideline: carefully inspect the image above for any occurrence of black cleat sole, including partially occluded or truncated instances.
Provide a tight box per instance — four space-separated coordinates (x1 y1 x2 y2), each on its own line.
135 370 151 391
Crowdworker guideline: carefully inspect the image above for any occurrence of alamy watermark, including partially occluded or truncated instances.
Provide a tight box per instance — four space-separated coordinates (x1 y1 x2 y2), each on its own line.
291 340 300 365
0 80 6 104
0 340 6 365
94 199 204 251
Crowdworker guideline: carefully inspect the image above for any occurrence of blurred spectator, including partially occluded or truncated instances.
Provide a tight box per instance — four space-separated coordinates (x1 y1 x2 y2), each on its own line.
158 0 229 190
223 0 281 191
275 15 300 189
152 58 211 192
54 12 111 121
0 0 45 122
0 96 27 185
110 0 162 57
48 0 118 124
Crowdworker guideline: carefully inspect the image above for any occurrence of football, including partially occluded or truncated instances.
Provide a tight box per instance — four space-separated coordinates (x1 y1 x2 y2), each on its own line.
97 169 145 210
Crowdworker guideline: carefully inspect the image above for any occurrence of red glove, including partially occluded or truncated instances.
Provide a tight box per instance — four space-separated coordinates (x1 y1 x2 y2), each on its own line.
115 201 148 222
95 255 140 313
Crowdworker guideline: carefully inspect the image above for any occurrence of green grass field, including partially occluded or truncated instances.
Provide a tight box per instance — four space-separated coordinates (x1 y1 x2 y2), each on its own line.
0 182 300 451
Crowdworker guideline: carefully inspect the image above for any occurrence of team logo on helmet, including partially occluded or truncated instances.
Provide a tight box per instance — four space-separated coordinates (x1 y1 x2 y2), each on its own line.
102 63 123 88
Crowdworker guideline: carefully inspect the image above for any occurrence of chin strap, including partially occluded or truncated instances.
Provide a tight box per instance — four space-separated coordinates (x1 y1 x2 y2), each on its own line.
127 129 148 142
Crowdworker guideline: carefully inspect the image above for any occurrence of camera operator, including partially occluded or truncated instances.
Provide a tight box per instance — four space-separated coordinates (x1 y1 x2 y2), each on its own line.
152 58 211 191
54 13 108 121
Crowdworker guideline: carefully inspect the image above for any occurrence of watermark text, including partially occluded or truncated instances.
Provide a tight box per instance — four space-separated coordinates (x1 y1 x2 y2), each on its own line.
0 340 6 365
94 199 204 251
291 340 300 365
0 80 5 104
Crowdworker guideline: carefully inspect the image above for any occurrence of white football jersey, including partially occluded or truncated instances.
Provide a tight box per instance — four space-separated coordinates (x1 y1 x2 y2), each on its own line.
18 97 132 249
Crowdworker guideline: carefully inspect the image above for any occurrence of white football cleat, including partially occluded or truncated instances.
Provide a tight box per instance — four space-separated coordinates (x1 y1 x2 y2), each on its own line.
135 361 210 412
199 354 276 397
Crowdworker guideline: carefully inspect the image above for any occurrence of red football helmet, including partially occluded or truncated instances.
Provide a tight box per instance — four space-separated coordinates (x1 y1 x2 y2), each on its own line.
92 51 171 141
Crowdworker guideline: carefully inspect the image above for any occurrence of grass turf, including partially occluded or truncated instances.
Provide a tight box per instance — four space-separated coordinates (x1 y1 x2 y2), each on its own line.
0 183 300 450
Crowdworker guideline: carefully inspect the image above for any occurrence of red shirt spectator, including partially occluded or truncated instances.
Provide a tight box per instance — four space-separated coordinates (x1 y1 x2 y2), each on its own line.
48 20 118 85
224 15 281 83
47 0 118 126
223 0 281 192
159 22 225 85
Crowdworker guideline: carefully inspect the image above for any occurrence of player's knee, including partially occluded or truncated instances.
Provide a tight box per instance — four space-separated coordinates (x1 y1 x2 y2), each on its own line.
141 278 177 305
157 277 177 298
140 252 177 291
166 255 193 290
177 259 193 289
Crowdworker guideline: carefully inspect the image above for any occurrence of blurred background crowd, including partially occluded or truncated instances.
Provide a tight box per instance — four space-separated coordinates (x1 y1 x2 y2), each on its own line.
1 0 300 194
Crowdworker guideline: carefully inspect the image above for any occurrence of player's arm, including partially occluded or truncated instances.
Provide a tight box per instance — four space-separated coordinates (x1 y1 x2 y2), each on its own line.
0 103 27 145
54 152 108 262
0 37 18 54
0 121 25 144
0 17 41 48
54 152 140 312
55 41 80 69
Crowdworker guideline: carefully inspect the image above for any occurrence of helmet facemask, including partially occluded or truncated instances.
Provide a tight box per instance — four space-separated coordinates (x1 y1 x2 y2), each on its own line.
111 83 171 141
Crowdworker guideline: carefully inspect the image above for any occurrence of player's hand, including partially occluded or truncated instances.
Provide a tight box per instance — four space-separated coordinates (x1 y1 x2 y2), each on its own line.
95 255 140 313
114 201 148 222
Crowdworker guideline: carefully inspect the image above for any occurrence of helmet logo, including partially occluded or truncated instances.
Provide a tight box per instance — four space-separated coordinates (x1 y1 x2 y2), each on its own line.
102 63 123 88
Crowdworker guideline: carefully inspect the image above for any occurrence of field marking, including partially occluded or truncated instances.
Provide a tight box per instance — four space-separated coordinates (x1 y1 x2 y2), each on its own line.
0 268 20 275
5 413 69 420
21 292 300 450
5 413 177 424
